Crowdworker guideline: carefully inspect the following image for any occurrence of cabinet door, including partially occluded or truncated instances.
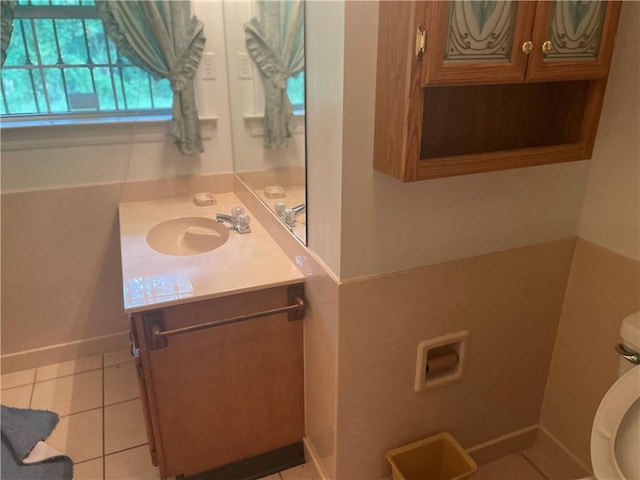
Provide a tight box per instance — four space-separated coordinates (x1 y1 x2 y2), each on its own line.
133 286 304 479
526 1 622 81
422 0 537 85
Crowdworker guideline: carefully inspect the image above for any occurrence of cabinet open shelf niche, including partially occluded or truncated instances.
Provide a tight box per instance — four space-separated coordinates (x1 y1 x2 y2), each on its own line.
422 81 590 160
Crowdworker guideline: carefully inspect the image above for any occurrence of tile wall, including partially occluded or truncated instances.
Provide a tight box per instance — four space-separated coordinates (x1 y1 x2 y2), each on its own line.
333 239 576 479
0 174 235 372
539 239 640 470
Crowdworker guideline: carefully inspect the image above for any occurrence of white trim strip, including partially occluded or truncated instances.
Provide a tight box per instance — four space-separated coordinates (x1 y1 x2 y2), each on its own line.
0 116 218 151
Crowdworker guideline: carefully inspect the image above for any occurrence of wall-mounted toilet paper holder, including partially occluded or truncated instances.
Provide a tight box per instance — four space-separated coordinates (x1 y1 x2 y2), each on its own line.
415 330 469 392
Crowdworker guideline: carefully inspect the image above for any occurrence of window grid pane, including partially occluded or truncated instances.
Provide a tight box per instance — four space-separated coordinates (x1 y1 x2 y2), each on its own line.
2 3 171 118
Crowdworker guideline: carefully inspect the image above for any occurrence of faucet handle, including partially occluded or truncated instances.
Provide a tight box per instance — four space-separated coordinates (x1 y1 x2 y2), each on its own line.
283 208 296 226
274 202 287 218
231 206 245 218
236 213 251 231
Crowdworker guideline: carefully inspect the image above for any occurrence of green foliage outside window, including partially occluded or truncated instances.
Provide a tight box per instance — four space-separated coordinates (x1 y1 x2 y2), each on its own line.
1 0 172 116
287 70 305 110
2 0 304 118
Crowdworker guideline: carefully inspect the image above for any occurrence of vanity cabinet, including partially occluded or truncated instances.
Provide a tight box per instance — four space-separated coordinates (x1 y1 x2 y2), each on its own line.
129 284 305 480
374 0 622 181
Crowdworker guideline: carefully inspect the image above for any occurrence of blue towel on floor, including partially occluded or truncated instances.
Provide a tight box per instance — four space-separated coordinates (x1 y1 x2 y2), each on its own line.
1 405 73 480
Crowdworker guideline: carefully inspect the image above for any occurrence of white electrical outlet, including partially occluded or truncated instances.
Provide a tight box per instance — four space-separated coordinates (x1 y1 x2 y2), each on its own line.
238 52 253 79
201 52 216 80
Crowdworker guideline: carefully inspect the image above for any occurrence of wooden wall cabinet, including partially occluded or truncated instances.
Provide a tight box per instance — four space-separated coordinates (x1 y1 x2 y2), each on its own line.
129 285 305 479
374 0 622 181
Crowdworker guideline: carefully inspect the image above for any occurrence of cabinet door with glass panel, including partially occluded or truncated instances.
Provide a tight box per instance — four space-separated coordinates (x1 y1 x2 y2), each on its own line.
526 1 622 82
420 1 621 86
421 1 536 85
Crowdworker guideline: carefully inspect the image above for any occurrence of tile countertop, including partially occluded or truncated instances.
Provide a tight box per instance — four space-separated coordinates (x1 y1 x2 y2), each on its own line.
118 193 304 313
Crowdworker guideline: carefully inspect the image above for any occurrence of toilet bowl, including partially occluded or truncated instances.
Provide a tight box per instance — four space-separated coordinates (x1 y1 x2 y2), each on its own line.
591 365 640 480
588 312 640 480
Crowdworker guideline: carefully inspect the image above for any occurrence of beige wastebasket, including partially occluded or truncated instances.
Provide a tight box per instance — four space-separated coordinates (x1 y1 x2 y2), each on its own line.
386 432 478 480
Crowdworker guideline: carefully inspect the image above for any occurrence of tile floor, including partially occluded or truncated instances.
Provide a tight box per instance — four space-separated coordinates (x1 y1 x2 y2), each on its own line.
1 349 313 480
473 453 549 479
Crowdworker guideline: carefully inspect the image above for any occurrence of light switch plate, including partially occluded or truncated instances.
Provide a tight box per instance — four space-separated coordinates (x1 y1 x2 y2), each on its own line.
201 52 216 80
238 52 253 79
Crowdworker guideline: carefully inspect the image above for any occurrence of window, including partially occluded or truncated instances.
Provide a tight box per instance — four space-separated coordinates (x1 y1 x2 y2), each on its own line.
1 0 172 119
287 70 305 112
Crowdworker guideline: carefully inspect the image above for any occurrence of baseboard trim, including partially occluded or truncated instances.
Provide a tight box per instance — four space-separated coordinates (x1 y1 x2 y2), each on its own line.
466 425 538 465
303 437 330 480
184 442 304 480
528 426 591 478
1 330 130 373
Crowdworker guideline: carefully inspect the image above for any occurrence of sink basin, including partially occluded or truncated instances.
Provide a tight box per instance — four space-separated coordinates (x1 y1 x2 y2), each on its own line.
146 217 229 256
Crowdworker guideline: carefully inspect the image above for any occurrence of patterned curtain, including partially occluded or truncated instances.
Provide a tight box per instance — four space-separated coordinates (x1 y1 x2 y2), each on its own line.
1 0 15 66
96 1 206 155
244 0 304 149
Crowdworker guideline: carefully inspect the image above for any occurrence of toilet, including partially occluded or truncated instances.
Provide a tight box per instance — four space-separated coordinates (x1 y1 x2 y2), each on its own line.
588 311 640 480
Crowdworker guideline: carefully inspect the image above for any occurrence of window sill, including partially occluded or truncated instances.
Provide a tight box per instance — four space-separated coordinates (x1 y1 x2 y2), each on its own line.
243 112 305 137
0 115 218 151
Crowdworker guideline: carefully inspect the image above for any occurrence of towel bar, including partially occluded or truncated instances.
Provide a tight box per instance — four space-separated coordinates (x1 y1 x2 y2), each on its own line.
142 286 305 349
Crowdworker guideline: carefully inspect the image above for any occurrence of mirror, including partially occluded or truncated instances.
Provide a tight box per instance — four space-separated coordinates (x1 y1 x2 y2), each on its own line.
222 0 306 244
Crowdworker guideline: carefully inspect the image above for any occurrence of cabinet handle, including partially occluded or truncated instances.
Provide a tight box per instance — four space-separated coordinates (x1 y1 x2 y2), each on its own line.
522 41 533 54
541 40 553 55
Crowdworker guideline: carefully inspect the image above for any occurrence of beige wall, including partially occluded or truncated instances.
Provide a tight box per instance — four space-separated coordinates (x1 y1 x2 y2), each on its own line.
0 175 234 370
335 239 575 479
1 0 233 194
577 2 640 262
306 1 591 281
539 240 639 469
305 0 345 278
302 2 639 478
1 184 127 356
0 0 234 367
539 2 640 470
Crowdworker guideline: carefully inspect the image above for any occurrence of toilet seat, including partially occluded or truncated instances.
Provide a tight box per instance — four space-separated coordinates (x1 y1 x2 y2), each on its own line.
591 365 640 480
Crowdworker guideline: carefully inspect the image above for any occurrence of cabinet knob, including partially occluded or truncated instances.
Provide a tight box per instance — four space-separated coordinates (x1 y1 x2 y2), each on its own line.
542 40 553 55
522 41 533 55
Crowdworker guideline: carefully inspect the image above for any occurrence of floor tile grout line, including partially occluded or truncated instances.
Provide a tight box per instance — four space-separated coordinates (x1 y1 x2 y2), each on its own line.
73 454 105 466
51 395 142 420
104 395 142 408
35 367 104 383
1 383 34 392
28 377 36 409
0 368 36 392
104 358 136 369
520 452 550 480
0 357 133 387
104 442 149 458
1 382 35 392
32 360 135 385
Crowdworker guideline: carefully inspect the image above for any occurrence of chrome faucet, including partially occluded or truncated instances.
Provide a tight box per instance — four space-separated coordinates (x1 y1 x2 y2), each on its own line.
216 207 251 233
291 203 306 216
275 202 306 227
